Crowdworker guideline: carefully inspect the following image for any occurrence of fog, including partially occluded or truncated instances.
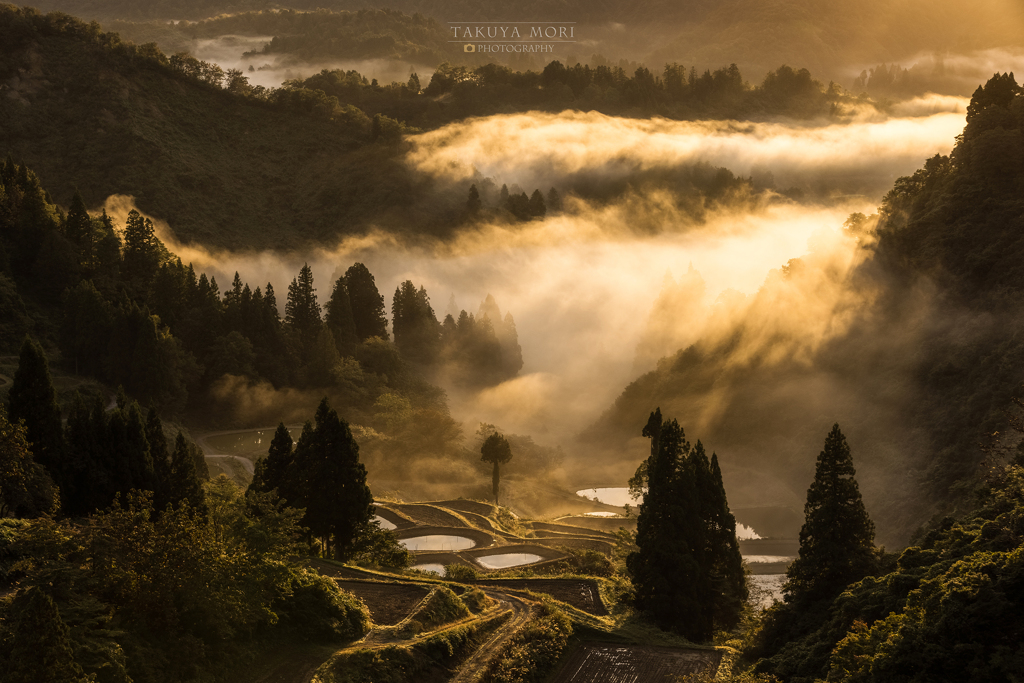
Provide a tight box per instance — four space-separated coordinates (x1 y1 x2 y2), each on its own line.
406 109 965 201
100 104 969 540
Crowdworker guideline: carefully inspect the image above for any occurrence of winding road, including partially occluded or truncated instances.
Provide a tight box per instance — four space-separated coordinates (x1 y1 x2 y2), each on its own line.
448 588 535 683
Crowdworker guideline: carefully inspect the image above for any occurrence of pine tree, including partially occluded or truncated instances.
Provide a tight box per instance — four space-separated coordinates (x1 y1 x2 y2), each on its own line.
62 189 94 267
5 588 90 683
528 189 546 217
345 263 388 341
7 337 67 500
146 407 172 509
392 281 441 365
480 432 513 505
547 187 563 213
784 423 876 601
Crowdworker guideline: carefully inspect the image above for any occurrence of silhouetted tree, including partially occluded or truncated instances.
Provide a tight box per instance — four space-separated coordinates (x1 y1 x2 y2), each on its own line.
785 423 876 601
392 280 441 365
345 262 388 341
0 405 56 518
325 274 359 356
480 432 513 505
7 337 67 499
467 184 481 216
285 263 322 356
168 432 207 515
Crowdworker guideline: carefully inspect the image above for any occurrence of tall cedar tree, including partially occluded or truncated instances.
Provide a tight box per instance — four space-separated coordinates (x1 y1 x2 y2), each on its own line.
480 432 513 505
392 280 441 365
7 337 67 501
627 409 746 641
146 407 173 510
344 263 388 341
325 274 360 356
249 422 296 502
785 423 876 601
285 263 322 357
121 209 162 297
4 588 90 683
292 399 373 558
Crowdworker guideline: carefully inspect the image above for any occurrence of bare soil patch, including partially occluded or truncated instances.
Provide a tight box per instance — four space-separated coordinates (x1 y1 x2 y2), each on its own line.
551 643 722 683
333 580 430 626
473 578 607 615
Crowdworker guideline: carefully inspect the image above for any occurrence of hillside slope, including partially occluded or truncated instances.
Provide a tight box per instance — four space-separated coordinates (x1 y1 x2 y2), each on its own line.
0 7 448 249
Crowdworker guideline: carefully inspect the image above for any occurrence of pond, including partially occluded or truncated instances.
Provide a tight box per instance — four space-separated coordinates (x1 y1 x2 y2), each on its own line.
412 563 446 576
373 515 397 530
583 511 621 517
742 555 793 564
399 535 476 551
475 553 543 569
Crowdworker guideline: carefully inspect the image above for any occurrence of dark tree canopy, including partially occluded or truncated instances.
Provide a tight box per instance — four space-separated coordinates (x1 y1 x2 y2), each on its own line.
0 405 57 518
786 423 876 601
344 262 388 341
627 408 746 641
4 588 90 683
7 336 67 497
285 263 323 352
391 280 441 365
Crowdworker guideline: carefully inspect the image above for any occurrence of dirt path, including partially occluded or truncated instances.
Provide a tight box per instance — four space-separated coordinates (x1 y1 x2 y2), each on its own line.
448 589 535 683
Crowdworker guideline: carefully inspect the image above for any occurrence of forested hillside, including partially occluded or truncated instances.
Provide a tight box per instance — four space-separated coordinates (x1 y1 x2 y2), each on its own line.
592 74 1024 542
0 6 441 250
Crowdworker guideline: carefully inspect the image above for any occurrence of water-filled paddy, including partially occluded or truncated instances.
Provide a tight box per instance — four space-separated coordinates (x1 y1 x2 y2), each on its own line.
583 511 621 517
750 574 786 608
576 487 641 507
399 535 476 551
743 555 794 564
204 428 301 457
475 553 542 569
412 563 446 576
373 515 397 530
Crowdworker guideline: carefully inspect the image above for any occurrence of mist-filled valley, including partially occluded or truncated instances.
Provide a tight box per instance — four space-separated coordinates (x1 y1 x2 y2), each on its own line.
3 4 1024 683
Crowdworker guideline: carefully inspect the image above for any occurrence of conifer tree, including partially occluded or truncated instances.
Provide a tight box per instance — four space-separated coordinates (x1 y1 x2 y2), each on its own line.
0 405 57 518
325 274 359 355
785 423 876 601
8 337 67 498
528 189 547 217
5 588 90 683
285 263 323 345
392 280 441 365
169 432 207 515
121 209 163 296
344 262 388 341
467 184 482 215
291 399 373 558
62 189 94 266
249 422 295 502
480 432 513 505
146 407 172 509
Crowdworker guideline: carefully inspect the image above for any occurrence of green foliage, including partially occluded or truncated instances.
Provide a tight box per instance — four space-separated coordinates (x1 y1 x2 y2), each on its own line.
411 586 470 631
392 280 441 366
553 547 614 577
0 482 366 682
443 563 478 582
485 601 573 683
3 587 91 683
275 568 371 641
0 405 58 518
345 263 389 342
750 462 1024 683
350 521 411 569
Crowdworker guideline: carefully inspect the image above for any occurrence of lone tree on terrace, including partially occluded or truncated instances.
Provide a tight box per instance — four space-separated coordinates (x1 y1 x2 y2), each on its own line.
481 432 513 506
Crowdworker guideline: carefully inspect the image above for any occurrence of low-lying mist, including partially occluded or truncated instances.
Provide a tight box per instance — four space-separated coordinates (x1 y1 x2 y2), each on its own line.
101 105 970 542
406 109 966 202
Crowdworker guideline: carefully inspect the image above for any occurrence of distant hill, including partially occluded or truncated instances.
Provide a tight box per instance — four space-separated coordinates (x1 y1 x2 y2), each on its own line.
27 0 1024 90
0 6 462 249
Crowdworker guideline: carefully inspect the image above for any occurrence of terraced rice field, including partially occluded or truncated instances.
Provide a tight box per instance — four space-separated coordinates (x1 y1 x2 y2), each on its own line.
552 643 721 682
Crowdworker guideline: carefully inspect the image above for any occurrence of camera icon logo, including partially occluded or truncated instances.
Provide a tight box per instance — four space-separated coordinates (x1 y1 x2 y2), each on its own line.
464 44 476 53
